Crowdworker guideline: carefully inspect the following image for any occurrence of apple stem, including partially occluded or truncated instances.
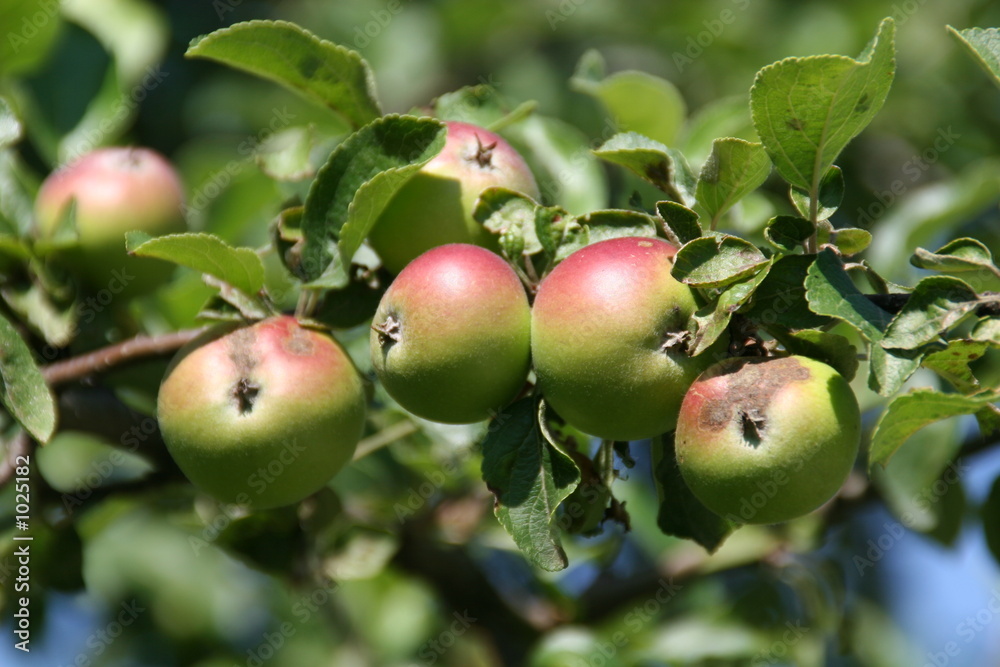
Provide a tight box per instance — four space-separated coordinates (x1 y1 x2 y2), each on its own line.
42 327 208 387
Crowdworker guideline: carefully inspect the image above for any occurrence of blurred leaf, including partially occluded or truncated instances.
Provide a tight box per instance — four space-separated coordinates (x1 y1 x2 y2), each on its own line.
774 330 859 381
322 526 399 580
947 25 1000 87
594 132 696 206
432 84 537 132
696 138 770 229
690 265 771 356
255 125 316 182
0 0 62 76
0 98 22 149
481 398 581 572
911 237 1000 278
805 249 892 341
672 234 768 288
679 95 757 167
764 215 813 252
750 18 895 191
0 311 56 442
572 51 686 146
505 115 608 215
187 20 381 128
790 165 844 220
881 276 980 350
869 389 1000 470
300 115 446 286
922 339 992 393
652 434 734 552
126 232 265 297
0 151 38 236
656 201 702 247
746 254 831 330
1 282 76 347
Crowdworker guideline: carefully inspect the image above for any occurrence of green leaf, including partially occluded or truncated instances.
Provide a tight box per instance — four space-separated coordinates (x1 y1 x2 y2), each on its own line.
971 317 1000 345
775 330 860 381
571 51 686 146
911 237 1000 279
186 20 381 128
432 84 537 132
0 98 22 149
1 283 76 348
750 18 895 191
475 187 545 257
126 232 265 297
481 398 581 572
947 26 1000 87
299 115 447 286
0 0 62 76
690 265 772 356
696 138 770 229
0 311 56 443
652 434 734 552
922 339 992 394
574 210 658 244
764 215 813 252
805 248 893 341
869 389 1000 470
868 345 923 397
671 235 768 289
656 201 702 247
594 132 696 206
745 254 831 330
255 125 316 182
789 165 844 220
826 227 872 256
881 276 980 350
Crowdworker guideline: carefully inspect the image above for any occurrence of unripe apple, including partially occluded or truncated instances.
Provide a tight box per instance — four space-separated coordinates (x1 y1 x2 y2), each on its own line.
367 120 540 274
158 316 367 509
35 147 187 295
370 243 531 424
531 236 722 441
675 355 861 525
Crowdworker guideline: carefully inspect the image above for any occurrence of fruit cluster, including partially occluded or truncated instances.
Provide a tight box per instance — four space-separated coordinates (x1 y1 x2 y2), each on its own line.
37 121 860 524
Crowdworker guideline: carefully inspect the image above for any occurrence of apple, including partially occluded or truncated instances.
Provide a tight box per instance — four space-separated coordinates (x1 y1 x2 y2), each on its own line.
157 316 367 509
367 120 540 274
531 236 722 441
35 147 187 295
675 355 861 525
370 243 531 424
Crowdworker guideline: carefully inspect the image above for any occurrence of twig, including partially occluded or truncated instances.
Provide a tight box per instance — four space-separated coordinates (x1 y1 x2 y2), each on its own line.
42 327 207 386
0 431 33 488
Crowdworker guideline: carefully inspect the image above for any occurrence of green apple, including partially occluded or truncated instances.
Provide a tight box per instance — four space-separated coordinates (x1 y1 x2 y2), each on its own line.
531 236 722 441
675 355 861 524
367 120 540 274
35 147 187 295
158 316 367 509
370 243 531 424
